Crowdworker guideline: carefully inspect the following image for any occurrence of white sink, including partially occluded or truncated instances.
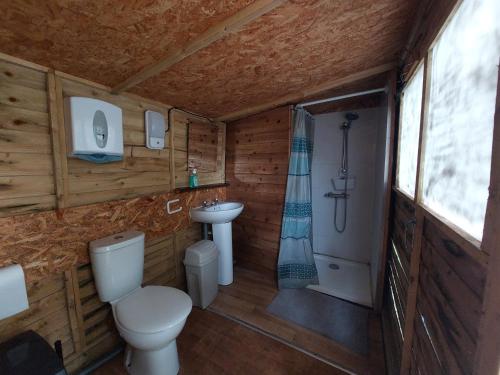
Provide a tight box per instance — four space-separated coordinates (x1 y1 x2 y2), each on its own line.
190 202 244 224
190 201 244 285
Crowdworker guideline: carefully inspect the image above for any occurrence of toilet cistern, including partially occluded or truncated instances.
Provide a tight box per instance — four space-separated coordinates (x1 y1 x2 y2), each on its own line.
89 231 191 375
190 201 244 285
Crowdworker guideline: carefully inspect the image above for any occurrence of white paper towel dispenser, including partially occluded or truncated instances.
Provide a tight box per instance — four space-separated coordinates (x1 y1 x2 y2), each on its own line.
0 264 29 320
64 97 123 163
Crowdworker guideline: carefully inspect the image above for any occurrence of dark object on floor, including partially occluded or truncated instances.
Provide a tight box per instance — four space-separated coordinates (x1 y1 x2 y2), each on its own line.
267 288 370 355
0 330 68 375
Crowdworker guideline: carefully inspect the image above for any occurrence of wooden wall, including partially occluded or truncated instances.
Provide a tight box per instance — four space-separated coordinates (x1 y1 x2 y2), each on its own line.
0 60 56 214
409 216 485 374
59 76 174 208
226 106 291 278
383 191 413 372
383 189 488 374
0 56 226 215
0 54 226 373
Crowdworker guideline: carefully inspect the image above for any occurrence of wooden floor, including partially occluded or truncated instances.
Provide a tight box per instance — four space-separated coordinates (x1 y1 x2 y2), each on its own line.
209 267 386 375
92 308 344 375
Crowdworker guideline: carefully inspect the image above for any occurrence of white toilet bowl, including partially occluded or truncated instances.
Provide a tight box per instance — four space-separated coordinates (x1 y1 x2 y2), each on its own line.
112 286 192 375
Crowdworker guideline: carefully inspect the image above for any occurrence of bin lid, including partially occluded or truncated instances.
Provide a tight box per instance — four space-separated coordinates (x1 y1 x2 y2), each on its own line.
184 240 218 266
0 330 67 375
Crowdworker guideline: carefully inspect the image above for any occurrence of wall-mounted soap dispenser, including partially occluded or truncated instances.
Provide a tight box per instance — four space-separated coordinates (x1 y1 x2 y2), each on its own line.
145 110 166 150
64 97 123 163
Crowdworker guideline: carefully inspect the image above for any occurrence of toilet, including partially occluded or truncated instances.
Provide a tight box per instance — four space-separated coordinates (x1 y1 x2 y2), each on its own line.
89 230 192 375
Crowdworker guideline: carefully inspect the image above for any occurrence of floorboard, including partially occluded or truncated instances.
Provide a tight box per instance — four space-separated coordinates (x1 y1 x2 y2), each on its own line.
209 267 385 375
91 308 345 375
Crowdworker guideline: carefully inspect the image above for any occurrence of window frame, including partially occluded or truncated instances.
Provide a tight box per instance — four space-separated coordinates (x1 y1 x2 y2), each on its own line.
396 0 499 250
395 60 425 200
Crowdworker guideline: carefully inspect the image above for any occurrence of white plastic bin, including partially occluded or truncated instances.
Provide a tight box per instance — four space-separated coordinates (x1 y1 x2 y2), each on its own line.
184 240 218 309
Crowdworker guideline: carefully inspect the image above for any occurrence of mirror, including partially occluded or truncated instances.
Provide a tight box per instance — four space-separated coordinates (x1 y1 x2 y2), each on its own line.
187 120 218 173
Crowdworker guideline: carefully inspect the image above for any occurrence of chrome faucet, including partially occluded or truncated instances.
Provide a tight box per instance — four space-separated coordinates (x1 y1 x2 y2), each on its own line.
203 198 220 207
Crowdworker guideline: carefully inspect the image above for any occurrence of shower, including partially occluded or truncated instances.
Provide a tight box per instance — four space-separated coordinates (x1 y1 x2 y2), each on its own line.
326 112 359 233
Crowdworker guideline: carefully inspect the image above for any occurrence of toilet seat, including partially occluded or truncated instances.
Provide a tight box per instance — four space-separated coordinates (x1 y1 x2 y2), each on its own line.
115 286 192 334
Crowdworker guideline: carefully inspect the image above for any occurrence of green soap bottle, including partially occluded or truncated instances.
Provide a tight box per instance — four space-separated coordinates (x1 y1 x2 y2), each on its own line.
189 167 199 188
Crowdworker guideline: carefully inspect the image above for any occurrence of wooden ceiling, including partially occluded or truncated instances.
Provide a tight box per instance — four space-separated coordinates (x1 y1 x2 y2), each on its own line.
0 0 418 119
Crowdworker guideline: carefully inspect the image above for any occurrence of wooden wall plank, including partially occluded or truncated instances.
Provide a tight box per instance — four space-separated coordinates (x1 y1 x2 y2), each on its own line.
0 152 53 176
0 59 47 90
0 104 49 133
0 175 55 198
0 82 47 113
0 58 55 215
226 106 291 277
0 128 52 154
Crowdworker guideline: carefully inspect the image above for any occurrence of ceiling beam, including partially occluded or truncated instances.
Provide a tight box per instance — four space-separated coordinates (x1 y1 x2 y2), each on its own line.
217 62 396 122
112 0 286 94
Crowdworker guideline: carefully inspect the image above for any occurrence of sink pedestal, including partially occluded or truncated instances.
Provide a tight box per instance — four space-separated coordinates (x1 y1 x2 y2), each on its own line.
213 223 233 285
189 201 244 286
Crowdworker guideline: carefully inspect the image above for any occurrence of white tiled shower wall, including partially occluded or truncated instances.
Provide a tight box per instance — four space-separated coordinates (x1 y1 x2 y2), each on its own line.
311 107 388 279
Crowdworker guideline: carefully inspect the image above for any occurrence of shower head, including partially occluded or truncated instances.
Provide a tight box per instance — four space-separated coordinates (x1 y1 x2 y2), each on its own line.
340 112 359 129
345 112 359 122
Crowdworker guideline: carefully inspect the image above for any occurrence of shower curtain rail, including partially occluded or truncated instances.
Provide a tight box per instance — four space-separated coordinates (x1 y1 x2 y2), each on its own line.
296 87 386 108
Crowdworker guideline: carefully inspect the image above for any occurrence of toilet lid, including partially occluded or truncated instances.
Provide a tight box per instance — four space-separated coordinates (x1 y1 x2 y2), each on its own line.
115 286 192 334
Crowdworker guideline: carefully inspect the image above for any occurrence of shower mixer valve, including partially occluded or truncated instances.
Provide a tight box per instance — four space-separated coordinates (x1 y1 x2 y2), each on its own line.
324 192 349 199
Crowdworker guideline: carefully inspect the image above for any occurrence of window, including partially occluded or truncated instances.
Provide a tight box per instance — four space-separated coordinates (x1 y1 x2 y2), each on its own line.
396 63 424 198
421 0 500 241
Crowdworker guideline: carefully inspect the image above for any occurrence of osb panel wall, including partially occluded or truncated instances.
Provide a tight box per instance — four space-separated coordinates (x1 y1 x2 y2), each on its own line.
0 60 56 215
172 110 225 188
0 186 217 373
226 106 291 277
409 217 486 374
0 187 225 283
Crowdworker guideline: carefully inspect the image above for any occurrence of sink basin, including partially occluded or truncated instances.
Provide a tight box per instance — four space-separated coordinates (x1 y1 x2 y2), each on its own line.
190 202 244 224
189 201 244 286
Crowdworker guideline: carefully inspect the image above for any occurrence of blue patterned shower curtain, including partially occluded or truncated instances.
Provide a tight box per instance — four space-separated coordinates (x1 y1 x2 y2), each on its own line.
277 108 318 289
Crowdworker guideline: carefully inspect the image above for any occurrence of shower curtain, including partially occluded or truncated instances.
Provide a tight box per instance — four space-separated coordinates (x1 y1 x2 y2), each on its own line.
277 108 318 289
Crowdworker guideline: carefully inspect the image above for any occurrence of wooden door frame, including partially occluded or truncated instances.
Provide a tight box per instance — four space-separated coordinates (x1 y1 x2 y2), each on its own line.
473 61 500 375
373 70 397 311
